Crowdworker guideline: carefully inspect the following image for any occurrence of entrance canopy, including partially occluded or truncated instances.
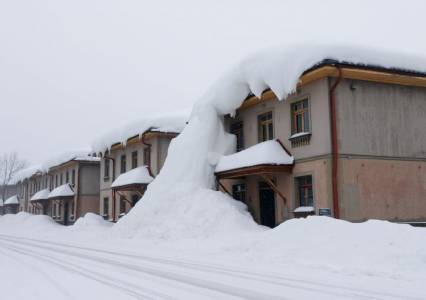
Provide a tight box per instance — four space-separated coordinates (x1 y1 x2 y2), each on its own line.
31 189 51 202
111 166 154 191
4 195 19 205
48 184 74 200
215 139 294 179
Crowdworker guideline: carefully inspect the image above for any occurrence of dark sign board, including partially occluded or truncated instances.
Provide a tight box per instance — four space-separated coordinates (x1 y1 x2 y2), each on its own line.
318 208 331 216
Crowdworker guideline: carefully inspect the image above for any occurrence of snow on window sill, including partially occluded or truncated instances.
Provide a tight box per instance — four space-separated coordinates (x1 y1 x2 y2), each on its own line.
293 206 315 213
289 132 311 148
289 132 311 139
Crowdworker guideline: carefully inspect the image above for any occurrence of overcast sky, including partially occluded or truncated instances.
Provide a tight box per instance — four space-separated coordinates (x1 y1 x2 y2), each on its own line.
1 0 425 164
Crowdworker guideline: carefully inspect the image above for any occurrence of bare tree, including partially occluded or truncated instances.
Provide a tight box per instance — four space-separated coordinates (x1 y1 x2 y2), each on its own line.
0 152 27 200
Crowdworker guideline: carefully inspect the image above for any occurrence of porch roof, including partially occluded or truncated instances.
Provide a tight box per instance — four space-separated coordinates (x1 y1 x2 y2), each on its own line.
31 189 50 202
111 166 154 190
4 195 19 205
215 139 294 179
48 184 74 200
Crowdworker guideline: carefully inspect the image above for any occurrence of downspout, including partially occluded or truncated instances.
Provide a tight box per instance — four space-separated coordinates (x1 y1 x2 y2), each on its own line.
103 153 116 221
329 66 343 219
141 130 154 177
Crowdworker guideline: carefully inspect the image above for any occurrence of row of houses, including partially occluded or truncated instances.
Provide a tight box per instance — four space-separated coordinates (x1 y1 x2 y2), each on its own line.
1 55 426 227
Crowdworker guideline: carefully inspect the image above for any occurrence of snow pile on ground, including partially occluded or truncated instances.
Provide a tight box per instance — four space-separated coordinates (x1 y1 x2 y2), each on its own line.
215 139 294 172
72 213 113 230
91 109 190 153
114 186 262 241
0 212 60 234
243 216 426 278
111 166 154 188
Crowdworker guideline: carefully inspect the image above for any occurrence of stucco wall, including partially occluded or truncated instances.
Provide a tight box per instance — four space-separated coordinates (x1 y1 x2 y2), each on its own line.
336 79 426 158
79 164 100 195
339 158 426 222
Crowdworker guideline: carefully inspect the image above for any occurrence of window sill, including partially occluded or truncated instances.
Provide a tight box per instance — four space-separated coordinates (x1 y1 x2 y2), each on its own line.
289 132 311 147
103 176 110 182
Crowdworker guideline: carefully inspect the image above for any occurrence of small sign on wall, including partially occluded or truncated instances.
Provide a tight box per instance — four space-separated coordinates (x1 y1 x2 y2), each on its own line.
318 208 331 216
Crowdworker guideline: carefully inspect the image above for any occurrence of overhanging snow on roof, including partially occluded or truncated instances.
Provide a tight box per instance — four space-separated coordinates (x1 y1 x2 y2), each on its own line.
48 184 74 199
0 198 4 207
30 189 51 202
4 195 19 205
111 166 154 190
215 139 294 178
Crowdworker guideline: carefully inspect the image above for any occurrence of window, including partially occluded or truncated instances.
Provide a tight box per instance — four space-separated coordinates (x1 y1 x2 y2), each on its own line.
291 99 310 134
143 148 151 167
66 171 69 183
230 121 244 152
295 175 314 207
258 111 274 142
72 169 76 185
119 196 126 214
131 151 138 169
120 154 127 174
60 173 63 185
55 175 58 187
132 194 140 207
232 184 246 202
70 201 74 218
103 197 109 218
104 159 110 178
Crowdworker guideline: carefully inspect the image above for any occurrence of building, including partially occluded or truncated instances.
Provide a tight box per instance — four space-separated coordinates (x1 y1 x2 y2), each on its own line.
3 195 20 214
216 59 426 227
94 112 188 221
46 156 100 225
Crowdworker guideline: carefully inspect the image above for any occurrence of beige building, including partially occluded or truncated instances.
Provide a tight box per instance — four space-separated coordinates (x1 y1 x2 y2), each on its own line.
46 157 100 225
99 131 180 221
216 62 426 227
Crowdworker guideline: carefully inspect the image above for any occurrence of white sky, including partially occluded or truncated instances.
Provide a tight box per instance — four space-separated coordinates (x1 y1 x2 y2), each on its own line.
1 0 425 164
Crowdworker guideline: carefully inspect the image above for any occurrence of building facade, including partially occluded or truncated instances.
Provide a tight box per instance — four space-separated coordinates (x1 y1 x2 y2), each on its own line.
216 63 426 227
99 131 178 221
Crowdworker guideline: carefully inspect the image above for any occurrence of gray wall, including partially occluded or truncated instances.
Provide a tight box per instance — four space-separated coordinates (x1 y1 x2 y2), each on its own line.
79 163 100 195
337 79 426 158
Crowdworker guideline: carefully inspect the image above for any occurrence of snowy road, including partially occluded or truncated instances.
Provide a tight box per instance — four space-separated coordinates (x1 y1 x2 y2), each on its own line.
0 234 422 300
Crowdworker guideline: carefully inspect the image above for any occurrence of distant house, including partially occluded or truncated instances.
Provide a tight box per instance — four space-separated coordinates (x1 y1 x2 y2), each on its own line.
4 195 20 214
216 55 426 227
93 111 188 221
45 155 100 225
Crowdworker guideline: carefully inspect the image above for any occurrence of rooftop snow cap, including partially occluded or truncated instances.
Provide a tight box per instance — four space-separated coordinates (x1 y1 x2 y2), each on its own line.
194 43 426 117
111 166 154 189
30 189 51 202
48 184 75 199
4 195 19 205
11 165 43 184
42 148 97 171
91 109 190 153
0 198 3 207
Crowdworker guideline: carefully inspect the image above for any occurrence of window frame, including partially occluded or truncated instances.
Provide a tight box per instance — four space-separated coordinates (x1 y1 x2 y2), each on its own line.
131 151 138 169
290 98 311 135
120 154 127 174
257 111 274 142
294 175 314 208
230 121 244 152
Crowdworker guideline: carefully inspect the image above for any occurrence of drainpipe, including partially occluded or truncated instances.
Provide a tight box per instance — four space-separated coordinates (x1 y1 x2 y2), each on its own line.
329 66 343 219
141 130 154 177
103 153 116 221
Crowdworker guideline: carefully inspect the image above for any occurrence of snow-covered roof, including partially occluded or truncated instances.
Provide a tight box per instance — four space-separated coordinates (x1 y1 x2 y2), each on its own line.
11 164 43 184
0 198 3 207
195 43 426 116
215 140 294 173
42 149 97 171
48 184 74 199
91 109 190 153
294 206 315 213
111 166 154 188
30 189 51 202
4 195 19 205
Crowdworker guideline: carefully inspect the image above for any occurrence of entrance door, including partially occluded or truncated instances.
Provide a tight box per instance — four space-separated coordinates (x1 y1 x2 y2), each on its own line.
259 182 276 228
63 202 69 226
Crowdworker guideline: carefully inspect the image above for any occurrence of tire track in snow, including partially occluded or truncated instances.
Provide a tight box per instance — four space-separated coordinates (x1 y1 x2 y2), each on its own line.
0 240 178 300
0 236 288 300
0 234 420 300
